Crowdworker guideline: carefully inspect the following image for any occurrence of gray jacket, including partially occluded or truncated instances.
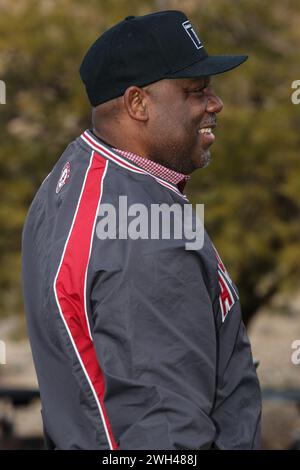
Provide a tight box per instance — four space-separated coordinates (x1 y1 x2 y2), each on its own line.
21 129 261 450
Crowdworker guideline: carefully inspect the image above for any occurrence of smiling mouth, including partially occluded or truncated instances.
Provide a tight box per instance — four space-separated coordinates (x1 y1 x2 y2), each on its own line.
197 126 216 145
198 127 213 135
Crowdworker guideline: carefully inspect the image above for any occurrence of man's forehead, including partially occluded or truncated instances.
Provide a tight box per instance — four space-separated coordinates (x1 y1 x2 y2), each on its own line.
141 76 211 95
154 76 211 92
177 76 211 87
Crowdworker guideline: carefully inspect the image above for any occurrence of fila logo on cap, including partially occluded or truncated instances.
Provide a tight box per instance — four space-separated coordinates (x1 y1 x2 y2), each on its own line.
182 20 203 50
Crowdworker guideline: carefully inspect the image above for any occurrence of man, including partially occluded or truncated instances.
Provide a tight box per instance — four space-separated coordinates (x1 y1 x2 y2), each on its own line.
22 10 261 450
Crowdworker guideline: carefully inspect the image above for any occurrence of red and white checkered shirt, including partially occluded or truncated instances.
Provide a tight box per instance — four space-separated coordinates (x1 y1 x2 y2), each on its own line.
111 147 190 194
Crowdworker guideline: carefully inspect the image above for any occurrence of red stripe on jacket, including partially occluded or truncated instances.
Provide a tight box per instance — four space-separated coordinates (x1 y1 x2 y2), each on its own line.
54 151 118 450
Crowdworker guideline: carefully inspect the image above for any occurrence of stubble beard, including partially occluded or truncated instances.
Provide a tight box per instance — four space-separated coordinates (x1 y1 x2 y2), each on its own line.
146 130 213 174
200 149 212 169
147 147 212 175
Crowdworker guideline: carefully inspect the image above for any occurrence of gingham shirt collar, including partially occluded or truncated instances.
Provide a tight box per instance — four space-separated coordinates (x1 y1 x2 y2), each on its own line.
89 130 190 193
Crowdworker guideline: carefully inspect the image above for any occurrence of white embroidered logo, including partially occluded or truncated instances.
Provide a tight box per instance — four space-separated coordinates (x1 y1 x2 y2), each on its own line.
182 20 203 50
56 161 71 194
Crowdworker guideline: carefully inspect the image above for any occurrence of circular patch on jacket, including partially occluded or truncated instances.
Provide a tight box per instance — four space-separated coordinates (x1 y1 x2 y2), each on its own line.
56 162 71 194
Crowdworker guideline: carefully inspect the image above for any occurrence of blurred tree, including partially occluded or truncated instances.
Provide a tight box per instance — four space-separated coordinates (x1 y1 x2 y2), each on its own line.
178 0 300 324
0 0 156 317
0 0 299 325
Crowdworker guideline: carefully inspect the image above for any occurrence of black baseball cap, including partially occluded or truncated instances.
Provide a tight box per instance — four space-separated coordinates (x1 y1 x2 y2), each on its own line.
79 10 248 106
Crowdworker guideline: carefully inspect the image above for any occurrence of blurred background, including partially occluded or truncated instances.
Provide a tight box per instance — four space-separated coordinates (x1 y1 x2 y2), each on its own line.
0 0 300 450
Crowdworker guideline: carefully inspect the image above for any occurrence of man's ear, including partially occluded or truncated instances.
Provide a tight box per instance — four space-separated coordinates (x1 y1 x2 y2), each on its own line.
123 86 149 122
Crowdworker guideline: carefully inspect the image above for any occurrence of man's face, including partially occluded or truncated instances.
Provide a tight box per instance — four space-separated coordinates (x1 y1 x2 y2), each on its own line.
143 76 223 174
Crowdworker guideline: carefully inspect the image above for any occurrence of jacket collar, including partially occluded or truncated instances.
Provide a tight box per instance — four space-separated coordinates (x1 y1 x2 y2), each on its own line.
80 129 189 199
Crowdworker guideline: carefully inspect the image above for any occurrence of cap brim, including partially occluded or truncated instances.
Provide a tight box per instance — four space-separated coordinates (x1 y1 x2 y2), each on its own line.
166 55 248 78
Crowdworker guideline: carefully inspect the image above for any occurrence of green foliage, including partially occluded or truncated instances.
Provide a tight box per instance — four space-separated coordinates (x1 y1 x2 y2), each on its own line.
185 0 300 322
0 0 299 323
0 0 157 317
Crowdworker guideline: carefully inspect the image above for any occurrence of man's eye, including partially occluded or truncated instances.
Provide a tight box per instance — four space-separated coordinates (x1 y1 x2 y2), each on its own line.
191 88 205 94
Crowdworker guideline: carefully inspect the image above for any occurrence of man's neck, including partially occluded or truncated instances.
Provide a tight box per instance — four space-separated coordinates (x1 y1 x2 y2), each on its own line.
91 128 115 148
92 128 150 160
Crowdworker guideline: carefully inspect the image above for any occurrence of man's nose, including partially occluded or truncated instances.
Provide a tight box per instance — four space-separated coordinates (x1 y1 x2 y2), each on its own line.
206 92 223 114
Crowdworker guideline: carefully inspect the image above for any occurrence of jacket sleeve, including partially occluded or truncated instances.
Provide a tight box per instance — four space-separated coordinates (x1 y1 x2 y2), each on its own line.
89 241 217 450
211 317 262 449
